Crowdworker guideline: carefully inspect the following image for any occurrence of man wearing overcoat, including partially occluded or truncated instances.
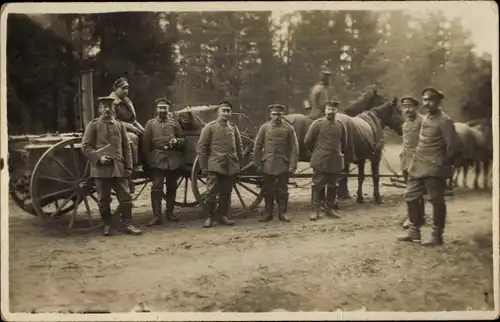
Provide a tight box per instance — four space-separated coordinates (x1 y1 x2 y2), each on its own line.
304 100 347 221
253 104 299 223
397 87 461 246
196 100 244 228
81 96 143 236
142 98 186 226
399 96 427 230
308 70 332 120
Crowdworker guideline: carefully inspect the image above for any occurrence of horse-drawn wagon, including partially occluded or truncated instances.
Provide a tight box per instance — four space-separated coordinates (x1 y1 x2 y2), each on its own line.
8 70 409 234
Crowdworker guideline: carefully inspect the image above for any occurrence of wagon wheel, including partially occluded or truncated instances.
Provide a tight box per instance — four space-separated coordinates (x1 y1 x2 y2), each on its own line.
232 113 251 135
191 135 264 217
30 138 101 233
173 169 199 208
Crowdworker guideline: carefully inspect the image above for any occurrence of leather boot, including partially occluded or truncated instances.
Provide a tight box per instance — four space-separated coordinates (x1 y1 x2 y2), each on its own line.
418 197 427 226
259 196 274 222
100 207 113 237
147 191 163 226
310 187 323 221
217 197 235 226
165 194 180 222
283 194 289 213
203 202 216 228
277 196 291 222
326 185 341 218
422 203 446 246
120 203 143 235
397 201 421 243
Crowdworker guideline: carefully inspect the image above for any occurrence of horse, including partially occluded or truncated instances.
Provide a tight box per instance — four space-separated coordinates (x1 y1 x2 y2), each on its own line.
449 118 492 190
284 89 403 204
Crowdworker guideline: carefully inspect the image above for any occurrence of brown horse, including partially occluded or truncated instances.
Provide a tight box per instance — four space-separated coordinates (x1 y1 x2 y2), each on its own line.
449 118 492 190
284 90 403 204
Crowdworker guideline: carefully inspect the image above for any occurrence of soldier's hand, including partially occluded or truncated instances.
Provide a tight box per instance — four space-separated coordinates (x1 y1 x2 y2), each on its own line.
124 169 132 177
99 156 113 164
169 138 178 146
288 167 296 174
255 165 262 173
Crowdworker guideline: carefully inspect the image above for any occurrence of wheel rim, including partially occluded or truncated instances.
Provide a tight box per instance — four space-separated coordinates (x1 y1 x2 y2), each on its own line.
30 138 102 232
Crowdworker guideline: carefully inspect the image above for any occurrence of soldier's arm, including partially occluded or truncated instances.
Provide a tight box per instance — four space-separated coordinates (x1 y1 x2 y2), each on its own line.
289 126 300 170
253 124 266 169
304 120 319 151
133 120 145 132
440 118 461 164
141 121 153 165
233 124 244 165
121 122 133 171
340 122 347 154
174 121 187 150
81 123 100 163
196 124 212 171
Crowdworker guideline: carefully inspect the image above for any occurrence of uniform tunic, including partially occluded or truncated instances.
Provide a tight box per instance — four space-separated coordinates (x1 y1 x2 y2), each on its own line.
309 83 328 120
400 114 423 172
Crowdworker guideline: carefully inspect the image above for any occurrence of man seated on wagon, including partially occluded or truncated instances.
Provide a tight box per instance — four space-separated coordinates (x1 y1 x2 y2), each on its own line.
109 77 145 171
142 98 186 226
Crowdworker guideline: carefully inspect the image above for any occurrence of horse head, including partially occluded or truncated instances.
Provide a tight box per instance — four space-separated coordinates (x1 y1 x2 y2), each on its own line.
371 96 403 136
173 105 220 132
343 87 388 117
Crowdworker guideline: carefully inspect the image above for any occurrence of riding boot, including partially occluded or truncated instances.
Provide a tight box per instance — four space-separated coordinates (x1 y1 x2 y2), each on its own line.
217 197 235 226
422 203 446 246
326 185 341 218
259 196 274 222
418 197 427 227
203 202 216 228
100 207 113 237
397 201 422 242
165 194 180 222
283 194 289 213
147 191 163 226
277 195 291 222
120 203 143 235
310 186 323 221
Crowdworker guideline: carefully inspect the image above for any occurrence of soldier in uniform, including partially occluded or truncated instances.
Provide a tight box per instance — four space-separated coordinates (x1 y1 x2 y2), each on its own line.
399 96 427 230
304 100 347 221
109 77 145 170
397 87 461 246
196 100 244 228
254 104 299 223
81 96 143 237
308 70 332 120
142 98 186 226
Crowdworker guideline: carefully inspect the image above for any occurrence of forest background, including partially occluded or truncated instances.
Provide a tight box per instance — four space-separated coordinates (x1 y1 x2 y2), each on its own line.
6 10 492 136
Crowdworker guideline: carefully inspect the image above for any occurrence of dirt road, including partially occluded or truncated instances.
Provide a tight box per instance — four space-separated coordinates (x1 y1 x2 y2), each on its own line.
8 182 495 313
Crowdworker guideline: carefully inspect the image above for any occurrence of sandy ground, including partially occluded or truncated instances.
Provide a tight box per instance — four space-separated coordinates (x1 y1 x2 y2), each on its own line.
7 144 497 313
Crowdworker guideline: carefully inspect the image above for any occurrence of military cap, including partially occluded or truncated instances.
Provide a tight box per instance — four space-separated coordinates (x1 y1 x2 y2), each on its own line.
421 87 444 100
268 104 286 112
325 100 341 108
155 97 172 107
113 77 129 89
400 95 419 106
97 96 115 105
217 100 233 110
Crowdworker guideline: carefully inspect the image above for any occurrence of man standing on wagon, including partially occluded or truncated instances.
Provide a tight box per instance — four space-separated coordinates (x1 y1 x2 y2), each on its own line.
397 87 461 246
307 70 332 120
142 98 186 226
253 104 299 223
196 100 244 228
81 96 143 237
304 100 347 221
109 77 145 171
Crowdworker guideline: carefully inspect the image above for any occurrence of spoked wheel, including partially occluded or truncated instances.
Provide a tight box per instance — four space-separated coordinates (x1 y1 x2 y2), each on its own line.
30 138 101 233
190 135 264 217
173 169 199 208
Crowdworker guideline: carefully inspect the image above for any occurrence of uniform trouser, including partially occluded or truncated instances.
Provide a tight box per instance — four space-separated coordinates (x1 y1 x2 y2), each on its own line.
404 176 447 231
262 173 289 200
127 132 140 166
312 171 338 208
95 177 132 224
205 172 235 216
150 168 180 212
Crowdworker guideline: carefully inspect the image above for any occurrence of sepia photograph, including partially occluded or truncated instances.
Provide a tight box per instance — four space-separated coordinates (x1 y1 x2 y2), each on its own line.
1 1 498 320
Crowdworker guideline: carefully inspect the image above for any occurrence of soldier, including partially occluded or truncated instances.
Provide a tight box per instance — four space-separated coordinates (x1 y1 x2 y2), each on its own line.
109 77 145 170
399 96 427 230
308 70 332 120
254 104 299 223
81 96 143 237
304 100 347 221
397 87 461 246
196 100 244 228
142 98 186 226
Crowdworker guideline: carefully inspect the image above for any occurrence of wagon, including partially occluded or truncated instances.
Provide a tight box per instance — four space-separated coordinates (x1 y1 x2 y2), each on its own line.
8 70 407 234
